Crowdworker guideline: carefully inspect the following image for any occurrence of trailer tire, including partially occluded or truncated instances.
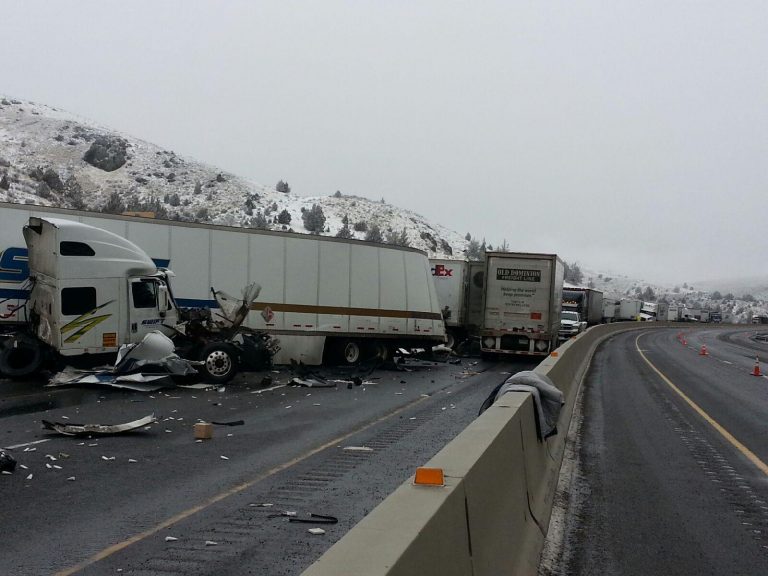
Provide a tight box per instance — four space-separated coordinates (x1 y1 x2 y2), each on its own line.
339 340 362 365
0 335 46 378
199 343 238 384
367 341 393 362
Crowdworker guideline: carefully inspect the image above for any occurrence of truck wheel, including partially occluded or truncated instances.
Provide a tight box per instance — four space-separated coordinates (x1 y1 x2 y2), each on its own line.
199 343 238 384
339 340 361 365
367 341 392 362
0 335 45 378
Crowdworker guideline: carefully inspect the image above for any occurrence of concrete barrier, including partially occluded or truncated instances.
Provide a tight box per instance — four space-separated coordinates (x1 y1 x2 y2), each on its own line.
302 322 677 576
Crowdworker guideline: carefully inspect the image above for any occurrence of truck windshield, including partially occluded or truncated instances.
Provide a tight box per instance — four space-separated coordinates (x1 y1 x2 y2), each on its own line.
562 311 579 322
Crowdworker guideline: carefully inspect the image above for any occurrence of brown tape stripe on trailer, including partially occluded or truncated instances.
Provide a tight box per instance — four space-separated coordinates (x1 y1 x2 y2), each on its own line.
249 302 443 321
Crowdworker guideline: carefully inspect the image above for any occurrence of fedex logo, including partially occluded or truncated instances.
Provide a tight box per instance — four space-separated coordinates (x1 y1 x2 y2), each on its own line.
431 264 453 277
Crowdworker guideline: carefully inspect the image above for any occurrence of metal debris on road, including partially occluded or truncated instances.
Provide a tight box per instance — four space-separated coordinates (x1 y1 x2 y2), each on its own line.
308 528 326 535
0 450 17 473
42 414 158 437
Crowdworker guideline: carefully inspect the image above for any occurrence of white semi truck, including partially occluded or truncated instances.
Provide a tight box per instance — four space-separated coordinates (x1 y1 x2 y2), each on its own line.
562 286 604 326
480 252 564 357
429 258 484 348
0 202 445 373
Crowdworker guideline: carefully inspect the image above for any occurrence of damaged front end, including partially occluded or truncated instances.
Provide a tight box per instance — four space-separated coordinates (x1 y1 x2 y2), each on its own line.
173 283 280 383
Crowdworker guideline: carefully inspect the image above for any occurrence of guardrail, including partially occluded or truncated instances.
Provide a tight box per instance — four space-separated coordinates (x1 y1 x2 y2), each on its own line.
301 322 674 576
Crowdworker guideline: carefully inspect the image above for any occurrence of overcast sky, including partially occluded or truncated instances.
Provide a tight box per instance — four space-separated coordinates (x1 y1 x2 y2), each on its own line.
4 1 767 283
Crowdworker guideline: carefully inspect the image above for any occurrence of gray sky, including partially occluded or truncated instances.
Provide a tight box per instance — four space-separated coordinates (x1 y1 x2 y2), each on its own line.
4 1 767 283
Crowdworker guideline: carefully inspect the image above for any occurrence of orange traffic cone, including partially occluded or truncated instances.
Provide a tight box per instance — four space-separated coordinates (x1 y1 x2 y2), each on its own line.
752 356 762 377
699 345 708 356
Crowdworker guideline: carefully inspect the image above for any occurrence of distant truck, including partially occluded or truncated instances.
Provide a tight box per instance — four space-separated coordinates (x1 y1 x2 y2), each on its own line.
617 299 642 321
0 202 446 368
429 258 484 348
602 299 618 323
710 312 722 323
667 305 681 321
480 252 564 356
562 287 603 326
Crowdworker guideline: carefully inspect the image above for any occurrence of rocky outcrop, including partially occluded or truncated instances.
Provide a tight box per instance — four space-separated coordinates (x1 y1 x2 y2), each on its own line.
83 136 128 171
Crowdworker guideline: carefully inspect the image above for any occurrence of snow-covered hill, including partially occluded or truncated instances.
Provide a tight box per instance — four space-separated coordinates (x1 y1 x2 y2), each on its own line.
0 96 467 257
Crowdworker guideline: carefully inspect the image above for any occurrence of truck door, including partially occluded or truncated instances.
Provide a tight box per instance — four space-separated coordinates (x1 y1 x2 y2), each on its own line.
128 278 166 342
58 279 120 354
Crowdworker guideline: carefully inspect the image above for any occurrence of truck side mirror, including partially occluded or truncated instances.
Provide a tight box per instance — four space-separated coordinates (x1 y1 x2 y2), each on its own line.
158 285 169 313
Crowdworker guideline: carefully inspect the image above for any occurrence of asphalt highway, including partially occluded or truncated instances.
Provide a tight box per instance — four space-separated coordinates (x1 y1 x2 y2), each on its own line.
549 327 768 576
1 356 535 576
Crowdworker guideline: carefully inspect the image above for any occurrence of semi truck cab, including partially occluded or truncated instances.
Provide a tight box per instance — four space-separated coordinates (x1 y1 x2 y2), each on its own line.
24 217 178 356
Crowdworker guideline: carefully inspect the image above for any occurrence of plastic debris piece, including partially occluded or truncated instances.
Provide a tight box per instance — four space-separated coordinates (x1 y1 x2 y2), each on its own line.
343 446 373 452
67 476 76 481
249 503 274 508
23 447 36 452
1 470 11 475
42 414 157 437
308 528 326 535
46 463 53 469
205 540 218 546
220 455 229 460
25 473 33 480
165 536 178 542
128 459 138 463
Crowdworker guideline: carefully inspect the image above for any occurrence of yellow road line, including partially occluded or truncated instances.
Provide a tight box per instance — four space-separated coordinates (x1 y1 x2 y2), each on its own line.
54 395 431 576
635 332 768 477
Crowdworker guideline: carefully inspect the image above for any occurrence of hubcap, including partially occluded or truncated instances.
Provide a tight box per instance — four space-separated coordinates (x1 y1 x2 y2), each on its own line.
206 350 232 376
344 343 360 363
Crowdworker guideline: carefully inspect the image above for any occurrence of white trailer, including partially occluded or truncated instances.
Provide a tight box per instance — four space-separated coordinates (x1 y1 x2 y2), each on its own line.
480 252 564 356
429 258 484 347
617 299 642 321
667 305 681 321
602 299 618 323
0 202 445 365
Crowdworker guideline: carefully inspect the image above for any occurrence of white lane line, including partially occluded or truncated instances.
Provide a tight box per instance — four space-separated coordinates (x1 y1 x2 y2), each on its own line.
3 439 51 450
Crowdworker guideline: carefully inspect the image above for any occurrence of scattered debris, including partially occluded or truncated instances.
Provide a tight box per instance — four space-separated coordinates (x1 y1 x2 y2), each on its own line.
205 540 218 546
211 420 244 427
289 377 336 388
164 536 178 542
0 451 17 473
67 476 76 481
343 446 373 452
42 414 157 437
220 455 229 460
128 459 138 463
289 513 339 525
47 332 201 391
308 528 326 535
249 503 274 508
25 473 33 480
194 422 214 440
